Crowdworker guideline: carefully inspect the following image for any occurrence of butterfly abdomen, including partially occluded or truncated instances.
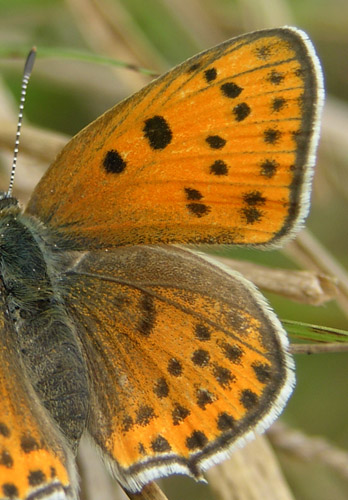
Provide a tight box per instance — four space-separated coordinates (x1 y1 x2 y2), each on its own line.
0 203 89 453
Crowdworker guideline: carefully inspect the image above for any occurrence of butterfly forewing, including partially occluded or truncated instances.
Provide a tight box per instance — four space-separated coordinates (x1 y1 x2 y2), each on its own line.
26 28 323 250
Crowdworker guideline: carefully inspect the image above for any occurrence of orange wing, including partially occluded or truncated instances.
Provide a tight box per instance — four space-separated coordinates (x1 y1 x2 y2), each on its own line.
26 27 323 250
0 284 76 500
63 245 294 492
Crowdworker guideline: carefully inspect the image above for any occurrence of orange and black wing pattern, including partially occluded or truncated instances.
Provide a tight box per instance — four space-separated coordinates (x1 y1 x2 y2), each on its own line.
64 245 294 492
26 28 323 250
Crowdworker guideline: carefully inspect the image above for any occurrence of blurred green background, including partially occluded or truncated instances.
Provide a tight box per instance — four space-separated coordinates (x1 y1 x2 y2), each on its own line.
0 1 348 499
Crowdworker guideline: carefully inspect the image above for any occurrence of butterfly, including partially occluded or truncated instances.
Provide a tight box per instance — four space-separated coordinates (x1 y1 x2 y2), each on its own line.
0 27 323 499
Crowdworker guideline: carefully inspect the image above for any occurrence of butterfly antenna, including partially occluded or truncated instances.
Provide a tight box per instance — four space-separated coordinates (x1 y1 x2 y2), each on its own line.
7 47 37 198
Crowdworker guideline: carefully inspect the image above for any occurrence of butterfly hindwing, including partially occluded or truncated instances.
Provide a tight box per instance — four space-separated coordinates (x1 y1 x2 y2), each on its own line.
25 27 323 250
62 245 294 492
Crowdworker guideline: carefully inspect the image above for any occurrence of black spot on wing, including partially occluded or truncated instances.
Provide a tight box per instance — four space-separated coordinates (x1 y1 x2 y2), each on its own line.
28 469 46 486
151 435 171 452
220 342 243 363
143 115 172 150
172 404 190 425
2 483 19 498
272 97 286 112
0 423 10 437
191 349 210 367
168 358 182 377
197 389 214 410
240 389 258 410
206 135 226 149
267 70 285 85
243 191 266 207
103 150 127 174
252 362 272 383
255 44 272 60
195 324 211 341
136 405 156 426
186 203 211 218
264 128 281 145
233 102 251 122
122 415 134 432
20 435 40 453
0 450 13 468
185 188 203 201
260 159 278 178
186 430 208 450
241 207 263 224
153 377 169 399
204 68 217 82
217 412 236 431
188 62 201 72
213 365 235 388
220 82 243 98
210 160 228 176
138 294 156 336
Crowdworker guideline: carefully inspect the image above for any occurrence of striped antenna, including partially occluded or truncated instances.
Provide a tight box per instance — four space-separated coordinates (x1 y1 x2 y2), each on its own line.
7 47 37 197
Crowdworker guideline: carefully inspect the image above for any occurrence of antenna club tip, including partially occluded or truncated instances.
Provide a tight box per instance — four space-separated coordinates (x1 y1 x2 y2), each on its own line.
24 47 37 76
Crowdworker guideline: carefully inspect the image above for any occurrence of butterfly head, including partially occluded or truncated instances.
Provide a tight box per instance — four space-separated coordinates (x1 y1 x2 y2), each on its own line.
0 194 19 212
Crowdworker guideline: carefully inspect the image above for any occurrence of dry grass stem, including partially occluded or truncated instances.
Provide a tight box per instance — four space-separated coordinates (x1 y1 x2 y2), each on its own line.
77 437 127 500
77 440 168 500
125 482 169 500
290 343 348 354
285 230 348 315
269 422 348 480
206 434 295 500
320 98 348 202
217 256 337 305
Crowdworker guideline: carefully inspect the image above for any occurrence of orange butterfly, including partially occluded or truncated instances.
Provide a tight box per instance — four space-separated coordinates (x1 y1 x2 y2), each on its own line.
0 27 323 499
